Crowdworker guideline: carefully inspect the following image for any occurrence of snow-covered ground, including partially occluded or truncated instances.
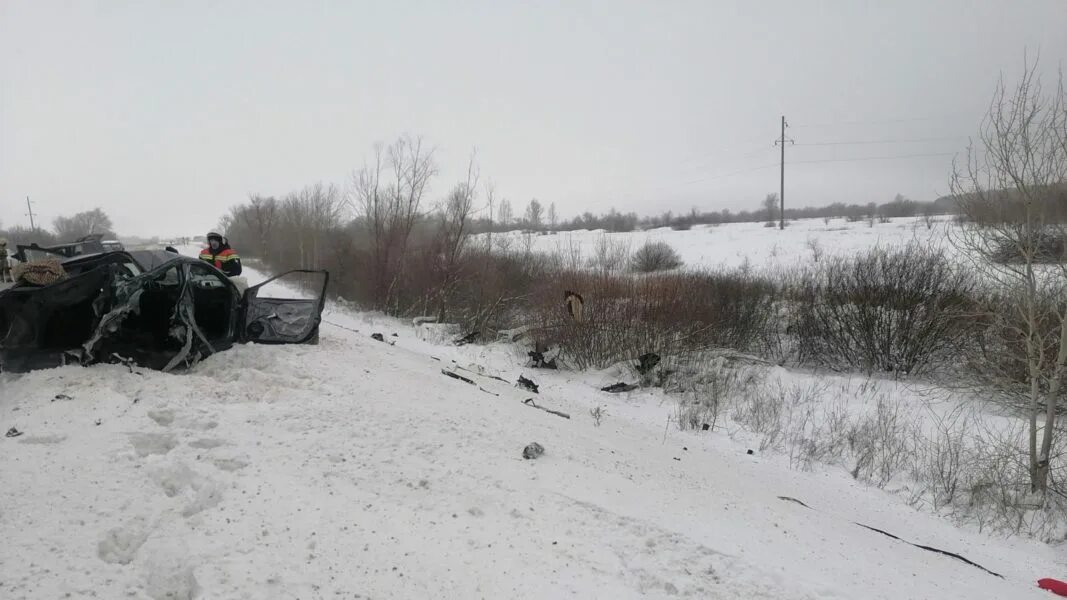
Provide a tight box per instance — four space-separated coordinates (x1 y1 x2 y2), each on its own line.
484 216 956 272
1 244 1064 599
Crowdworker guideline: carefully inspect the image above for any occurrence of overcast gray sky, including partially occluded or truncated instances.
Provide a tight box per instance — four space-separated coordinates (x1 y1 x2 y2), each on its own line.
2 1 1066 238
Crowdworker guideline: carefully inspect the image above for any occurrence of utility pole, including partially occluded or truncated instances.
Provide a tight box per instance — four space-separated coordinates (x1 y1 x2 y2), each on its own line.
25 196 37 231
773 116 794 230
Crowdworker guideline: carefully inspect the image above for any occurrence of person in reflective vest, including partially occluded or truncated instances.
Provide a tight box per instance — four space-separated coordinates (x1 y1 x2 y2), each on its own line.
199 232 242 277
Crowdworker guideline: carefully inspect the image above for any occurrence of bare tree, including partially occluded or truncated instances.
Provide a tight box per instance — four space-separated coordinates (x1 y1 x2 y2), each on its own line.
524 198 544 230
53 208 116 241
484 180 496 253
434 153 479 319
762 194 778 227
497 198 513 230
548 202 558 231
350 135 437 309
952 57 1067 497
250 195 278 262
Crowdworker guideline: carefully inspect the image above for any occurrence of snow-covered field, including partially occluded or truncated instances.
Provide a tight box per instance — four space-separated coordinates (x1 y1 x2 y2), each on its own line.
1 233 1064 599
485 215 956 272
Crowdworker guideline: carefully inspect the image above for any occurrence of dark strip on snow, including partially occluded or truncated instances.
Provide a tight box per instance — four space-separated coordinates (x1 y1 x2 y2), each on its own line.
852 523 1004 579
775 497 1004 579
776 496 813 509
440 369 501 397
522 398 570 420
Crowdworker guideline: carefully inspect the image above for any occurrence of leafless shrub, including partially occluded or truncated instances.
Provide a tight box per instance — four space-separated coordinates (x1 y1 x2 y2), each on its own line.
788 244 978 376
917 405 972 510
551 237 585 272
675 357 766 431
805 237 824 263
922 208 937 230
732 380 787 450
531 269 779 370
590 405 606 427
587 235 630 273
785 393 852 471
629 241 683 273
846 394 920 487
761 193 779 227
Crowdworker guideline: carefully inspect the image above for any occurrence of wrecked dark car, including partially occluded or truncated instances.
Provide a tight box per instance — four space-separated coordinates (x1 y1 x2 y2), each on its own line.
0 249 328 373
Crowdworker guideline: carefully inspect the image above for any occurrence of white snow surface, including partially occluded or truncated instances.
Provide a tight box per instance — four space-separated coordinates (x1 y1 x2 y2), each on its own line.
483 216 958 272
0 238 1063 599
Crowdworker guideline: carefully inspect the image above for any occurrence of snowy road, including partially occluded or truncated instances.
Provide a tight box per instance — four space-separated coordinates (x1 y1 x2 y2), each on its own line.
0 257 1062 599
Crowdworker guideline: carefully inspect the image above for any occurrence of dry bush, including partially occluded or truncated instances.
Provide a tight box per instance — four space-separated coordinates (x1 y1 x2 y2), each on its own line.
590 405 606 427
846 395 920 486
788 244 978 376
434 248 554 335
630 241 683 273
586 235 631 273
990 228 1067 264
805 237 824 263
915 405 972 510
528 269 780 370
726 376 919 485
922 209 937 230
964 287 1067 416
674 357 766 431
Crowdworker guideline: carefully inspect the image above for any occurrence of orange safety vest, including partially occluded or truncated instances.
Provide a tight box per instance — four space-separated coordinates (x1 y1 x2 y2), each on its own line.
199 247 239 270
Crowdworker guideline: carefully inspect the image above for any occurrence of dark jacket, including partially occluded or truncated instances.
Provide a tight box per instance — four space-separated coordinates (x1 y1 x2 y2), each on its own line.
199 242 242 277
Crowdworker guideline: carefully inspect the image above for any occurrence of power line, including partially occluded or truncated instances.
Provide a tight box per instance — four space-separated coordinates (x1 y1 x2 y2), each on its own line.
789 152 957 166
680 151 955 187
790 115 958 129
679 146 776 176
794 136 966 147
681 163 779 185
681 150 953 184
676 132 777 165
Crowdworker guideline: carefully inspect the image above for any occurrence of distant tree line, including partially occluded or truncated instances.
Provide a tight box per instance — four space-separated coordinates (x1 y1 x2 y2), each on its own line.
0 207 118 248
462 192 957 235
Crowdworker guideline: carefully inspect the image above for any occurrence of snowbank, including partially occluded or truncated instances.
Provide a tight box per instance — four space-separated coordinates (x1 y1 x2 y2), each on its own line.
1 300 1061 599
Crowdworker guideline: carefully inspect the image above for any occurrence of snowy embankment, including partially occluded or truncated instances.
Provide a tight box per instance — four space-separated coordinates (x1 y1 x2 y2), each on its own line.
0 250 1062 598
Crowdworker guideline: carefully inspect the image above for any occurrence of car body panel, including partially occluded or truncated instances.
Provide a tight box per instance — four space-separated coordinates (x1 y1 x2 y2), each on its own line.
242 270 329 344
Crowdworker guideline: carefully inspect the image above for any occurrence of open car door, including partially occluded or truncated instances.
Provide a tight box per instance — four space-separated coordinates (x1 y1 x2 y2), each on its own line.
241 270 329 344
